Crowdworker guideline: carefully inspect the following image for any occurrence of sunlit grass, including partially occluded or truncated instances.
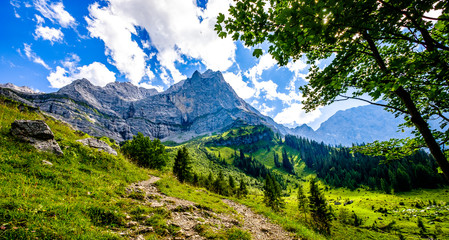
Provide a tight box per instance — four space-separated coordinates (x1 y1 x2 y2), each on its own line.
0 100 149 239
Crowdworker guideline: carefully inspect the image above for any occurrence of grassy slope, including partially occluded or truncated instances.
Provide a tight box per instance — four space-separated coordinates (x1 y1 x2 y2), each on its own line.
2 98 448 240
0 99 149 239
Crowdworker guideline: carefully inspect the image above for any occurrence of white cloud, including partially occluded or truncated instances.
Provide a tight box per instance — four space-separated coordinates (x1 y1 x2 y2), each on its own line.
86 2 147 85
223 72 255 99
287 59 307 73
47 66 72 88
274 103 322 127
139 82 163 92
23 43 50 70
34 25 63 43
35 14 45 24
73 62 116 87
47 55 116 88
145 66 156 80
245 53 277 83
34 0 76 28
257 103 275 115
89 0 236 85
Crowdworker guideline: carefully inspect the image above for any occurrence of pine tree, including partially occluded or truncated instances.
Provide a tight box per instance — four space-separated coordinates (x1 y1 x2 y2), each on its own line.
213 171 227 195
228 175 236 196
263 174 284 211
297 183 308 221
192 173 199 186
206 172 214 190
309 178 332 234
173 146 192 183
274 152 281 168
237 178 248 198
282 148 294 174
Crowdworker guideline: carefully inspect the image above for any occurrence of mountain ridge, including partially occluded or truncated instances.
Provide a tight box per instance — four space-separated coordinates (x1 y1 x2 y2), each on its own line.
0 70 412 146
0 70 285 142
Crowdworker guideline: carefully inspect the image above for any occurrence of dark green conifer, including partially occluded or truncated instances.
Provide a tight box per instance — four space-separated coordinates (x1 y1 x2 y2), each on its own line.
237 178 248 198
274 152 281 168
297 183 308 220
282 148 294 174
173 146 192 183
263 174 284 211
229 175 236 196
309 178 332 234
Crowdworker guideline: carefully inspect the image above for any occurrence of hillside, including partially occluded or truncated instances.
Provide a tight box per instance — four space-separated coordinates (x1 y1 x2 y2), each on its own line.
2 96 449 240
0 95 297 239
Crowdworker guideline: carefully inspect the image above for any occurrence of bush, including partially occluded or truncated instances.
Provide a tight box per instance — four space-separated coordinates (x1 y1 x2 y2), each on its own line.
121 132 168 169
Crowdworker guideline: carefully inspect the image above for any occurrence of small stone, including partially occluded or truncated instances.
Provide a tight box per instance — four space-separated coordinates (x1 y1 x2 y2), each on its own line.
76 138 117 155
42 160 53 166
131 235 145 240
137 226 154 234
126 221 138 227
125 215 132 220
378 217 383 220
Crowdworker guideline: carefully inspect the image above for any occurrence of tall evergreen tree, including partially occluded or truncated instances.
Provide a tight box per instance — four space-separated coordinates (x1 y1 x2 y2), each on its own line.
206 172 214 190
237 178 248 198
173 146 192 183
297 183 308 221
309 178 332 234
228 175 236 196
274 152 281 168
213 171 227 195
263 174 284 211
282 148 295 174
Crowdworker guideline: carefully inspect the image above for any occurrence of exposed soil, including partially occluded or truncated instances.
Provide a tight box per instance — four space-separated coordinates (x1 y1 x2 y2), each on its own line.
118 176 294 240
222 199 293 240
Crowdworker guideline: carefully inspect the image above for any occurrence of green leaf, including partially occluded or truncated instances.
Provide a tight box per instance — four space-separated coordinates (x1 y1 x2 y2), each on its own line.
218 32 227 39
253 49 263 58
217 13 225 23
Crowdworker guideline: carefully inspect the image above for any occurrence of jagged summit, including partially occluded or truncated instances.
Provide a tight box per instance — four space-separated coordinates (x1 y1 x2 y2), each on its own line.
0 83 39 94
1 70 284 142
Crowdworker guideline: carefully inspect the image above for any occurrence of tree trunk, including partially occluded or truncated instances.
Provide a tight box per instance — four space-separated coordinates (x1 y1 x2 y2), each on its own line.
363 30 449 181
395 87 449 181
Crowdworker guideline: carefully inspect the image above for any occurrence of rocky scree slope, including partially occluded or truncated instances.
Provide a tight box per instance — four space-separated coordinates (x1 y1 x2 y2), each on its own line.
0 70 284 142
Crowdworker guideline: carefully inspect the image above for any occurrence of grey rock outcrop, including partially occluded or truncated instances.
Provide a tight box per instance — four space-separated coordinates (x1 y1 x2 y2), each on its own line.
0 83 38 94
10 120 63 155
1 70 286 143
76 138 117 156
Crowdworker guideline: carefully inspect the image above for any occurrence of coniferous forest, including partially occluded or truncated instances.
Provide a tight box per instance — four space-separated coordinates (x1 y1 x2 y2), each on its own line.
284 135 446 192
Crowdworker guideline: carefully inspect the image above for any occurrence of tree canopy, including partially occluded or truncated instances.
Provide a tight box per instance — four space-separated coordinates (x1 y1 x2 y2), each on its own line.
121 132 168 170
216 0 449 179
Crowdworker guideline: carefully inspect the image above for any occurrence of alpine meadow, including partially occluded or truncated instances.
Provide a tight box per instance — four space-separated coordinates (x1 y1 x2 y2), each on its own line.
1 0 449 240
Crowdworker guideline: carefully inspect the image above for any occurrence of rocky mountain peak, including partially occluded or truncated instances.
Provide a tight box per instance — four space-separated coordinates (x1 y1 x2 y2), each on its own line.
1 70 286 142
0 83 38 94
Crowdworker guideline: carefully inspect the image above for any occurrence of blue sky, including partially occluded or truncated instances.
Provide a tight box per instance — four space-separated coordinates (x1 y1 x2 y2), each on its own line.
0 0 369 129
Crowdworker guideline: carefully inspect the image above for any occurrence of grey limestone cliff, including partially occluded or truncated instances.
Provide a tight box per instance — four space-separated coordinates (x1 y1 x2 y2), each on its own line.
0 70 284 142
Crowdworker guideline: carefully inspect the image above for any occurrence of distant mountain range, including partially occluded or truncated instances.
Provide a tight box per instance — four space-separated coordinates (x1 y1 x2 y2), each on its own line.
0 70 410 145
290 104 411 146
